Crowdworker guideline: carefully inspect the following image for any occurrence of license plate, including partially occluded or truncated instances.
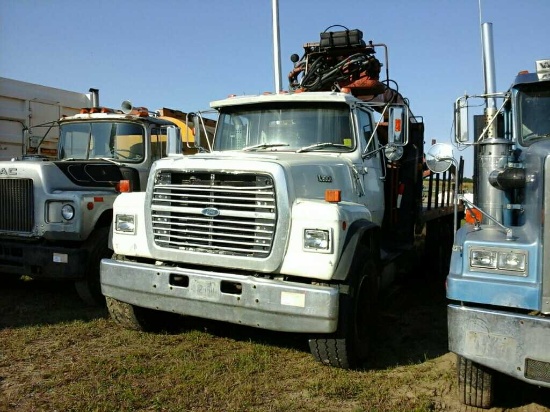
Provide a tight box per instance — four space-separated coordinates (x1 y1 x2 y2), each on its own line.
191 278 220 301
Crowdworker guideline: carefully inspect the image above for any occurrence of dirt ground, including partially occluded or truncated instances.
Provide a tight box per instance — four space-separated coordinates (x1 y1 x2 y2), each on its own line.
370 275 550 412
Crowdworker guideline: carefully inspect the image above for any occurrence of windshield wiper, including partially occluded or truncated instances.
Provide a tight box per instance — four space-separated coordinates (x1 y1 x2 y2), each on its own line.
242 143 289 151
60 157 121 164
96 157 122 165
525 133 550 141
296 142 348 153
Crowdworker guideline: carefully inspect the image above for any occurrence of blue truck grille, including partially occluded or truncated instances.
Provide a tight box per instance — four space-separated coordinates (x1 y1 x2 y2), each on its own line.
0 178 34 232
151 171 276 257
525 358 550 384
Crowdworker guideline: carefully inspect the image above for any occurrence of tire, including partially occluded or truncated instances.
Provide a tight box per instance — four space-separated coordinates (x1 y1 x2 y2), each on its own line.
75 226 111 306
457 355 495 408
425 217 453 278
308 249 379 369
106 296 181 332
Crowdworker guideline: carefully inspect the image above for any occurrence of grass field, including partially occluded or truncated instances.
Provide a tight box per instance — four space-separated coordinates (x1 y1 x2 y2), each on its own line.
1 275 548 412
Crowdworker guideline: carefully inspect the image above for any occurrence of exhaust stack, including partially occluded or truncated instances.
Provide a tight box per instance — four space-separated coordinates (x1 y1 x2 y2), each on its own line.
476 22 513 224
482 23 497 112
89 88 99 108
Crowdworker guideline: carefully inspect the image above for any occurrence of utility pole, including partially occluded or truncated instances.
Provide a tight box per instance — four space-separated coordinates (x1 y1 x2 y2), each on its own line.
272 0 282 92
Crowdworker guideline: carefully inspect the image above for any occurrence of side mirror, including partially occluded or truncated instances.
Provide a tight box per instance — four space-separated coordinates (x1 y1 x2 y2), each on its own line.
384 145 404 161
455 97 469 143
388 105 408 146
166 126 182 156
426 143 454 173
193 114 202 148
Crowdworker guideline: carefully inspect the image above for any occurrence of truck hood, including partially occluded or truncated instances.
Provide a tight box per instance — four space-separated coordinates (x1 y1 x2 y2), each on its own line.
0 158 124 190
151 151 362 203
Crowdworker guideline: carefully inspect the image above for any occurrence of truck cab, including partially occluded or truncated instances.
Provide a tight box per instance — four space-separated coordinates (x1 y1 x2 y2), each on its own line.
437 40 550 407
57 106 184 191
0 97 208 305
102 27 460 369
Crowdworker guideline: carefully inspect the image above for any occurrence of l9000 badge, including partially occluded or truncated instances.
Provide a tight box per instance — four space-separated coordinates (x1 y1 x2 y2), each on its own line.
317 174 332 183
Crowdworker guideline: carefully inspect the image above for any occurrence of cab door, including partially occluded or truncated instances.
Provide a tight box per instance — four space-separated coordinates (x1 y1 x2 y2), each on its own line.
355 107 385 226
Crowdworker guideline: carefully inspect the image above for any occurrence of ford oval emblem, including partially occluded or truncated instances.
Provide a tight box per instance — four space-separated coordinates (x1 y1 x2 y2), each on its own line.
202 207 220 217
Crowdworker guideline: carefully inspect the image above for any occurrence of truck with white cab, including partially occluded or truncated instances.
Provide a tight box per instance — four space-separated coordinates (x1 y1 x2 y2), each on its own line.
101 27 462 368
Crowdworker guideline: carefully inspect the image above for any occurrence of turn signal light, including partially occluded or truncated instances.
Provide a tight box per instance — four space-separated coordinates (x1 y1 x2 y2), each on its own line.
465 208 482 224
115 180 131 193
325 189 341 203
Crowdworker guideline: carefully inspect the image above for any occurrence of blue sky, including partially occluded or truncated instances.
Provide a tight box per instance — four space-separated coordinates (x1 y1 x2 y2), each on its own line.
1 0 549 176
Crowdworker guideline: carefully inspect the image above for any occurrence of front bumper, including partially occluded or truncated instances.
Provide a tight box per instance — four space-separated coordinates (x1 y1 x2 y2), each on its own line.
101 258 339 333
448 304 550 387
0 239 87 278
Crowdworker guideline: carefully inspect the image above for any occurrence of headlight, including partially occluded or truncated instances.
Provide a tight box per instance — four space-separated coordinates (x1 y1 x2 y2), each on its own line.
471 249 497 269
61 204 75 220
304 229 330 251
469 247 527 275
497 251 527 272
115 214 136 234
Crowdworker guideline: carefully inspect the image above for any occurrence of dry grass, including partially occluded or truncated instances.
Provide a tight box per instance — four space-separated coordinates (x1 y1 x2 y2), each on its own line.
1 277 548 412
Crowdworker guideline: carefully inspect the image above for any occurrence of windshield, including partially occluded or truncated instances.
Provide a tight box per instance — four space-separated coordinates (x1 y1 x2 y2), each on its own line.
213 103 353 152
519 87 550 144
59 122 145 161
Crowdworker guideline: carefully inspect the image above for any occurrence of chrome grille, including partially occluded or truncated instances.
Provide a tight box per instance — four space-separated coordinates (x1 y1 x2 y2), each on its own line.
0 178 34 232
151 171 276 257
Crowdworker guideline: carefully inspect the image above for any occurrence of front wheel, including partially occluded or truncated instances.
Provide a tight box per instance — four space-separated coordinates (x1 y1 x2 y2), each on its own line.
106 297 183 332
75 226 111 306
457 355 495 408
308 251 379 369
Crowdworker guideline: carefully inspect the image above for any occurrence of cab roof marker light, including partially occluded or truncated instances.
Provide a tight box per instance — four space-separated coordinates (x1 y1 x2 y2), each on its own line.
90 107 114 114
130 107 149 117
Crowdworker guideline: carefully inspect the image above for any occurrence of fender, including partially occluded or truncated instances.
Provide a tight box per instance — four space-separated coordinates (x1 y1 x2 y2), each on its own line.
107 222 114 250
333 219 380 282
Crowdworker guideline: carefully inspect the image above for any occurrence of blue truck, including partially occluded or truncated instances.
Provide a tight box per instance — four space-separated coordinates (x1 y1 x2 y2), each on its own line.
429 22 550 408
